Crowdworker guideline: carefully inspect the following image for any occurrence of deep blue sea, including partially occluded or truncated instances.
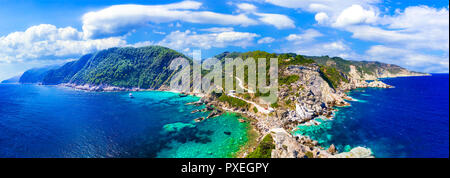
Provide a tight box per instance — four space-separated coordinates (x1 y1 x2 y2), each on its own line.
295 74 449 158
0 85 250 158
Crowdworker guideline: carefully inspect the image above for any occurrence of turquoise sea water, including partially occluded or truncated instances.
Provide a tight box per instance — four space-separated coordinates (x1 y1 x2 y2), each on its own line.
294 74 449 158
0 85 250 158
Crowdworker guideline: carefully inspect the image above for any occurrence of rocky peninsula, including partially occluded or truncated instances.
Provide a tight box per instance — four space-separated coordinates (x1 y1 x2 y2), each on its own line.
192 60 428 158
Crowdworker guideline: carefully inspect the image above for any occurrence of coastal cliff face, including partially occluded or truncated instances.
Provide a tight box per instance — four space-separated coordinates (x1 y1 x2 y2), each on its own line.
213 52 428 158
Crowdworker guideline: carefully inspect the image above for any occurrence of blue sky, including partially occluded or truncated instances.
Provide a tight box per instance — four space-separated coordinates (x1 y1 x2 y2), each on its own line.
0 0 448 80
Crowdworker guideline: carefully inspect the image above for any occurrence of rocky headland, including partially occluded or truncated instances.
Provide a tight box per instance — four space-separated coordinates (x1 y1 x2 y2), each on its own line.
199 60 427 158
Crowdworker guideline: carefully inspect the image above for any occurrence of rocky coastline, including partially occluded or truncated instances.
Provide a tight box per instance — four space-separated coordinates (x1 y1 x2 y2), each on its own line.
202 64 426 158
56 64 428 158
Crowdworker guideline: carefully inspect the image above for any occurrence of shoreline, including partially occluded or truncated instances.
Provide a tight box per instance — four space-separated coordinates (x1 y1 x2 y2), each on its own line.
15 74 423 158
290 75 412 156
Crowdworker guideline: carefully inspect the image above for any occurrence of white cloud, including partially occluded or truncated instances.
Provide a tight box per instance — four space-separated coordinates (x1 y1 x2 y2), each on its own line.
254 12 296 29
281 28 352 58
343 5 448 73
257 37 275 44
200 27 234 33
384 6 449 29
158 30 259 50
128 41 154 48
82 1 258 39
234 2 296 29
263 0 448 72
237 3 258 12
315 12 329 24
322 41 349 51
286 29 323 43
333 5 377 27
262 0 380 25
366 45 449 73
281 40 353 59
0 24 126 63
348 6 449 52
168 22 182 28
152 30 166 35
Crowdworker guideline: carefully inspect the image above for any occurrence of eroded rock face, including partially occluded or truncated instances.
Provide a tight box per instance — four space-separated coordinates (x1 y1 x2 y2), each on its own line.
270 128 319 158
281 65 348 125
272 64 382 158
211 63 404 158
269 128 374 158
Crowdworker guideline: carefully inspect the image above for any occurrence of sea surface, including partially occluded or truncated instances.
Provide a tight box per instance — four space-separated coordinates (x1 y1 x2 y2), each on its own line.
294 74 449 158
0 85 251 158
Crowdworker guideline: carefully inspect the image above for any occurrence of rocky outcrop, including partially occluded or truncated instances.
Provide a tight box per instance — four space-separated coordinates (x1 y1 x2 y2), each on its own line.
269 64 387 158
270 128 373 158
367 80 393 88
202 59 420 158
331 147 374 158
61 83 142 91
270 128 322 158
280 65 348 126
327 144 337 154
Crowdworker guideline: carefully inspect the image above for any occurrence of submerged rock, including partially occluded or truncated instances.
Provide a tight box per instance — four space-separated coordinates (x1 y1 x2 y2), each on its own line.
194 117 205 122
162 122 196 133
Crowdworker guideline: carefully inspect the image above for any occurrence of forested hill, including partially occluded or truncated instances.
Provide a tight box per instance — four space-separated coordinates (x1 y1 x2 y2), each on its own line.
306 56 427 78
44 46 189 89
214 51 426 79
17 47 426 90
19 65 61 84
21 46 189 89
212 51 427 89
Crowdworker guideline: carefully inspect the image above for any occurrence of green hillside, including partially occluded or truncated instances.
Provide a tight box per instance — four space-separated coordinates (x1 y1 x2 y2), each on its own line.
19 65 61 84
42 46 189 89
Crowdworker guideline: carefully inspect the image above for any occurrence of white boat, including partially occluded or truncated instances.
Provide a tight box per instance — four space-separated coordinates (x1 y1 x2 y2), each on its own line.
129 93 134 98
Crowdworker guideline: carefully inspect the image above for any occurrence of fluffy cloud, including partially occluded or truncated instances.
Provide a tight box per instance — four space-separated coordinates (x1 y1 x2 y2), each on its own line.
82 1 295 39
262 0 380 25
333 5 377 27
366 45 449 73
0 24 126 63
81 1 296 39
281 28 352 58
158 30 260 51
315 12 329 24
282 40 353 59
348 6 449 72
263 0 448 72
254 12 295 29
233 3 295 29
82 1 258 39
257 37 275 44
237 3 258 12
200 27 234 33
286 29 323 43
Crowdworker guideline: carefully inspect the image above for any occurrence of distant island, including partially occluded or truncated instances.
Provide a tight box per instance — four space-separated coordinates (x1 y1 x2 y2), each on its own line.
1 75 20 84
4 45 429 158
